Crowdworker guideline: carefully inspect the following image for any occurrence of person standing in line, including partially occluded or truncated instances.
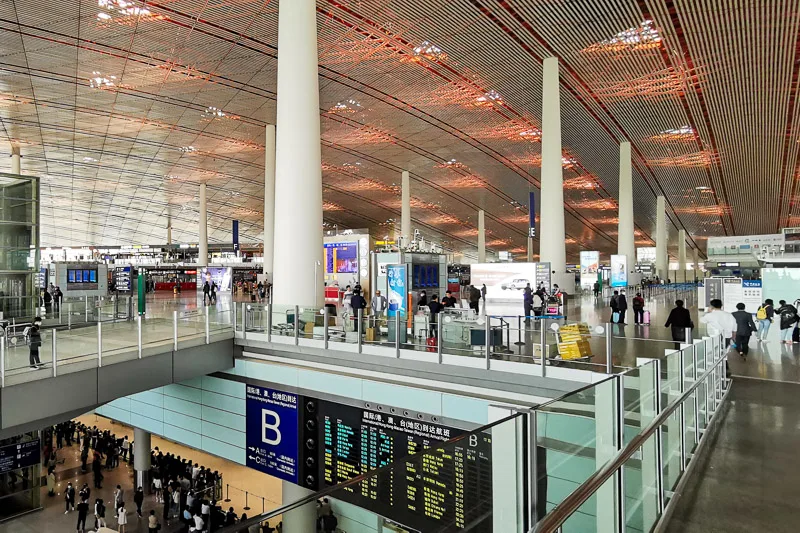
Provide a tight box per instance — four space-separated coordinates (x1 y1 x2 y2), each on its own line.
631 292 645 325
442 290 457 308
201 499 211 531
117 502 128 533
664 300 694 345
776 299 799 344
593 280 600 298
732 303 757 360
523 283 533 320
64 481 75 513
610 290 620 323
134 486 145 518
616 290 628 324
756 299 775 342
46 469 55 496
76 498 89 533
114 485 124 511
121 436 130 462
94 498 106 530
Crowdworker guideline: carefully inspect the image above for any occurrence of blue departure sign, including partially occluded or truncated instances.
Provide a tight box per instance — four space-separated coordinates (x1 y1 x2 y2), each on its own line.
245 385 299 484
0 439 40 474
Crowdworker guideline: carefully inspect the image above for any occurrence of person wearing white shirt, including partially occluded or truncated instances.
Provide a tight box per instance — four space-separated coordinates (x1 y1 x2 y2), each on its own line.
700 299 736 344
190 512 205 532
201 501 211 532
371 290 387 319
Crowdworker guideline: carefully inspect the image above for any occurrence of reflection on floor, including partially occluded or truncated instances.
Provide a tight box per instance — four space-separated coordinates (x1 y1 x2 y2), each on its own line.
0 413 282 533
666 379 800 532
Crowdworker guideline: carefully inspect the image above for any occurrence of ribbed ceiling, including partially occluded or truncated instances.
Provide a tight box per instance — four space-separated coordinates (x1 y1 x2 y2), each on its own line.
0 0 796 260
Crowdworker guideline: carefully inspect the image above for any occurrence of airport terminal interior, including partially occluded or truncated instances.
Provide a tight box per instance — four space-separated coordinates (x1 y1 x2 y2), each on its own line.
0 0 798 532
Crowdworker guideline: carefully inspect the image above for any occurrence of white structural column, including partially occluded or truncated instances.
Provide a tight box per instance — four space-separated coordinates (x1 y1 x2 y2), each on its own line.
478 209 486 262
678 229 687 282
198 183 208 267
11 145 20 174
655 196 668 279
539 57 566 273
167 221 172 245
617 142 636 268
133 427 151 489
282 481 316 533
401 170 411 245
693 247 700 281
263 124 277 276
272 0 323 306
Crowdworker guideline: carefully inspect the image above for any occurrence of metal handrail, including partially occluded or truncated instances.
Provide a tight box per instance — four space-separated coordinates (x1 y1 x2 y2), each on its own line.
531 338 726 532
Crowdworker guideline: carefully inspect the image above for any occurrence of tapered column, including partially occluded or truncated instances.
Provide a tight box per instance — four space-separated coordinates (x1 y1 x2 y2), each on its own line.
282 481 316 533
478 210 486 262
693 247 700 281
678 229 687 282
617 142 635 269
539 57 566 272
167 221 172 245
198 183 208 267
11 145 20 174
272 0 323 306
133 428 151 490
655 196 668 279
401 170 411 245
263 124 276 276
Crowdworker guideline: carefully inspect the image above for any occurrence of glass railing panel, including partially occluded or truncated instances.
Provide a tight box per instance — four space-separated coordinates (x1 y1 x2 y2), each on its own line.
682 392 698 459
621 361 658 447
560 477 616 532
660 350 682 499
270 304 295 338
176 309 206 340
56 326 101 374
623 431 660 533
535 377 618 518
139 318 177 350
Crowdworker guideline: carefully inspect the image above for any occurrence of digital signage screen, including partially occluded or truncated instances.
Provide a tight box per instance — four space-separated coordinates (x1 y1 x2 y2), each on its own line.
317 400 493 532
324 242 358 274
67 268 99 290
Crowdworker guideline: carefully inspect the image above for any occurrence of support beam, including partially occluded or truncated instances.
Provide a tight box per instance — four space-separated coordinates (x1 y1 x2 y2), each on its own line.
617 142 635 268
11 145 20 174
282 481 316 533
133 428 151 490
401 170 411 246
263 124 276 277
693 247 700 282
478 210 486 262
272 0 323 307
656 196 668 279
198 183 208 267
678 229 687 282
539 57 566 273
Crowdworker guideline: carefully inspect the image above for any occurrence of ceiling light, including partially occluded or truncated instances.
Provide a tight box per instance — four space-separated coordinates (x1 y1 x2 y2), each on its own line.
695 186 711 190
202 106 225 118
583 20 662 53
83 157 98 163
328 98 362 115
180 146 197 153
411 41 447 61
97 12 112 20
89 72 116 89
475 90 503 107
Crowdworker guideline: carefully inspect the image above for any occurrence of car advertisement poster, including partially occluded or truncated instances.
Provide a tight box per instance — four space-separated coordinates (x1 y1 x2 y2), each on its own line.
579 251 599 289
471 263 541 302
245 385 299 484
610 255 628 288
387 264 407 317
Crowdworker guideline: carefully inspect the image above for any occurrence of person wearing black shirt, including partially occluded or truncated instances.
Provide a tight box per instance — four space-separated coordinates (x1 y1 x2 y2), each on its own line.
664 300 694 345
442 291 457 308
428 295 442 337
76 499 89 533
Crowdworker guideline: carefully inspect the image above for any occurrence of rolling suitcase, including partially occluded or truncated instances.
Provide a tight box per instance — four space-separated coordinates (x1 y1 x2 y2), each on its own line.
427 335 437 352
642 310 650 325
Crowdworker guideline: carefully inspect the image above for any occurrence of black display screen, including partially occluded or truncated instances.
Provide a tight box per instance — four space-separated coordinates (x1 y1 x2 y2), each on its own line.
317 400 493 532
67 268 99 290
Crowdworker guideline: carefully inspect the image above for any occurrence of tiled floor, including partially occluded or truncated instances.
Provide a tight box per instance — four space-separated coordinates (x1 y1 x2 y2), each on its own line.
0 413 283 533
666 379 800 532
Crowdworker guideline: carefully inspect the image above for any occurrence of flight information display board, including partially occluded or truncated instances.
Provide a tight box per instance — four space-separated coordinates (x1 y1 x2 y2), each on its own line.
318 400 493 532
0 439 40 474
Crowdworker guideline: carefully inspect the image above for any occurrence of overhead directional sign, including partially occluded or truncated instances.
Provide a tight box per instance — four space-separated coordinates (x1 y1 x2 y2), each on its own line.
0 439 40 474
245 385 299 484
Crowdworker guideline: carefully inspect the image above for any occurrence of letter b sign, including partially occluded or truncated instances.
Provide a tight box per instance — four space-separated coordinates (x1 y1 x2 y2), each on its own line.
262 409 281 445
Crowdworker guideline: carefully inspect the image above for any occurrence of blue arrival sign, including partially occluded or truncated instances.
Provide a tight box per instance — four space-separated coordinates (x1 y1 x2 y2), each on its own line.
245 385 299 484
